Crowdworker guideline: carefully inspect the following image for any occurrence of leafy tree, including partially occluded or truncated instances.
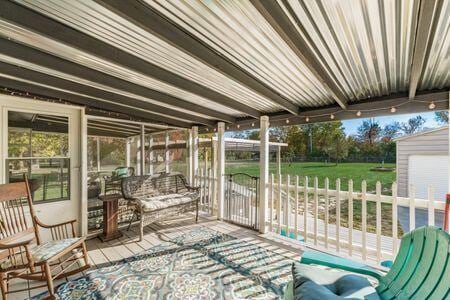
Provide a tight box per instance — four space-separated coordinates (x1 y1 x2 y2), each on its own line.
435 111 448 125
314 122 347 164
401 116 426 134
357 118 381 145
382 122 402 141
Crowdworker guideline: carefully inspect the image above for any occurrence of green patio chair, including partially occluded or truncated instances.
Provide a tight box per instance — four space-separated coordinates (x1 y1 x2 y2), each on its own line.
284 226 450 299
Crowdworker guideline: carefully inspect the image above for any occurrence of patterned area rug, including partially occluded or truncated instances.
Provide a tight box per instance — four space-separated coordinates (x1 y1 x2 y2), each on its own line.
34 226 293 299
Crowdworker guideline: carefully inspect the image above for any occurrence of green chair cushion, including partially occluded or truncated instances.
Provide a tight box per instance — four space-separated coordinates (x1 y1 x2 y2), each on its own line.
292 262 380 300
115 167 129 178
300 251 383 280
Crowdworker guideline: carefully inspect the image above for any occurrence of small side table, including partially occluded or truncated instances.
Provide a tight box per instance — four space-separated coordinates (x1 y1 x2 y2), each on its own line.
99 194 123 242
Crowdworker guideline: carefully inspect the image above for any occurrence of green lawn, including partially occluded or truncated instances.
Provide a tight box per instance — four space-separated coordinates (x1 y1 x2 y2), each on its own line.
226 161 396 194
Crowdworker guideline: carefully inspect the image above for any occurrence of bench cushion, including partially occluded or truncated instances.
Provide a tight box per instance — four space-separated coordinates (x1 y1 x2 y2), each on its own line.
139 192 198 212
292 263 380 300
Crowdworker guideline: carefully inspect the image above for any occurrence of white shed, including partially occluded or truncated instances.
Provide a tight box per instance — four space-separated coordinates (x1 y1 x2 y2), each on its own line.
395 126 448 231
396 126 448 201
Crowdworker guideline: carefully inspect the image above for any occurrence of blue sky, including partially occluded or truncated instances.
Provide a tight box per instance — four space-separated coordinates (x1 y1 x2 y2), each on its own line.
342 111 441 136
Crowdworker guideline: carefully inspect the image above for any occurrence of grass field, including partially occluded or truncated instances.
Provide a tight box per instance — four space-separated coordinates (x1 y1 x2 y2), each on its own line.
226 161 396 194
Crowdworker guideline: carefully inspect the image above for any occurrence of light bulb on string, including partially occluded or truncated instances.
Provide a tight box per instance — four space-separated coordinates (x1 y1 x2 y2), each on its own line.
305 117 310 122
330 114 335 120
429 102 436 110
390 107 396 113
286 119 290 124
356 111 362 117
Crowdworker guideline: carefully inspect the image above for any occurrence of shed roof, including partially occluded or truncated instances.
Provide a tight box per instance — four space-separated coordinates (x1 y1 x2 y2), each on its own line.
394 125 448 142
0 0 448 131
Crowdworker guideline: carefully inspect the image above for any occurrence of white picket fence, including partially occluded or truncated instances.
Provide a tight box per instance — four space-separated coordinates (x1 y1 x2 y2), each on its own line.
194 168 217 214
266 173 446 264
193 169 447 264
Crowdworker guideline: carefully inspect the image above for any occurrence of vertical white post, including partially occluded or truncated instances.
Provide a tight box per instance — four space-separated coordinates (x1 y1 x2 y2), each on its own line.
277 145 281 176
140 125 145 175
192 126 199 184
136 137 141 175
212 137 217 214
165 131 170 173
125 138 131 168
80 110 88 236
96 136 101 172
188 129 193 184
148 135 154 175
259 116 269 233
217 122 225 220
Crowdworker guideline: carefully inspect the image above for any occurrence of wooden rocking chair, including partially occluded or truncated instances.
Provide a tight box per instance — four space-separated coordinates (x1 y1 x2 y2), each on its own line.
0 177 90 299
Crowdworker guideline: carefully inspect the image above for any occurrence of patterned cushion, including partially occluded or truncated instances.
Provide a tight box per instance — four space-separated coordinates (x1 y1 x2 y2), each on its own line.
31 238 81 263
139 192 198 212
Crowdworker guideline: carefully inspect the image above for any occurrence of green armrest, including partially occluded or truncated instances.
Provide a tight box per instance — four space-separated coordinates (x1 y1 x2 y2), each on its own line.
300 251 383 280
283 281 294 300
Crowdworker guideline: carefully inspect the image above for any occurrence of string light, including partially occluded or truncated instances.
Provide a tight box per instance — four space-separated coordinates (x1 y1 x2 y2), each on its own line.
251 122 255 127
390 107 396 113
286 119 290 124
305 117 310 122
330 114 335 120
356 111 362 117
227 126 230 130
237 124 240 129
429 102 436 110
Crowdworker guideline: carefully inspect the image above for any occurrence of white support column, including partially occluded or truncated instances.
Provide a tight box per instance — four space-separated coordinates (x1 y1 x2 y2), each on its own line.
217 122 225 220
149 135 154 175
125 138 131 168
80 109 88 236
96 137 101 172
140 125 145 175
259 116 270 233
165 131 170 173
187 129 192 182
192 126 199 184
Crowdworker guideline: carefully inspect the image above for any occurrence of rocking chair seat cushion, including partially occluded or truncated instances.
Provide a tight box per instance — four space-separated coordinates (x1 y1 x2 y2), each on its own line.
292 263 380 299
31 238 82 263
139 192 199 212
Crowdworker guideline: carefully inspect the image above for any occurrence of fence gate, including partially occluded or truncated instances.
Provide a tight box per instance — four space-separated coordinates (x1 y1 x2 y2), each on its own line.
224 173 259 230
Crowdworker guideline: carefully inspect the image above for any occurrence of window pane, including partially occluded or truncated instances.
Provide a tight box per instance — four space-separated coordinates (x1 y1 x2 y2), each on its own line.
7 158 70 202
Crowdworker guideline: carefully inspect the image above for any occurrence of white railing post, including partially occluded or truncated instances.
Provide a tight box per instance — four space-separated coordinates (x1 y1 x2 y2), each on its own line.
217 122 225 220
313 177 318 246
361 180 367 260
336 178 341 252
278 174 282 234
303 176 308 243
409 185 416 230
376 181 382 263
96 136 101 172
428 185 435 226
324 178 329 249
348 179 353 256
392 182 398 255
285 174 290 237
295 175 299 240
259 115 269 233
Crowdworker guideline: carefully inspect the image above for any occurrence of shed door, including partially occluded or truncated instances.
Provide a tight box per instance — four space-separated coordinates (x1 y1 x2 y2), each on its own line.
408 155 448 201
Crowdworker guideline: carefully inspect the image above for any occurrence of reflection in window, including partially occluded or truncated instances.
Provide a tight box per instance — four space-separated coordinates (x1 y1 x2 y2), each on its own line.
7 111 70 202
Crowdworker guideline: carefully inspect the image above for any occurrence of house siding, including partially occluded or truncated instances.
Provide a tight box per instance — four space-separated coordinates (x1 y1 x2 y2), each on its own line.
396 127 448 197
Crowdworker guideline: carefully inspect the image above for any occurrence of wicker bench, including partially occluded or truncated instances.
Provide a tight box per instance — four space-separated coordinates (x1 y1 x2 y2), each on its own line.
121 172 199 241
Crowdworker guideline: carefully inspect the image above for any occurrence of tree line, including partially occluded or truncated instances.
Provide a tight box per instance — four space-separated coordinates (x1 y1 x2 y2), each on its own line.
232 112 448 164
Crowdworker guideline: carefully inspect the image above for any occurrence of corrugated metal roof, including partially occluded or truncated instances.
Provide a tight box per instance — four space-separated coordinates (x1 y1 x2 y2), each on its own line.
0 0 447 128
148 0 333 107
15 0 280 113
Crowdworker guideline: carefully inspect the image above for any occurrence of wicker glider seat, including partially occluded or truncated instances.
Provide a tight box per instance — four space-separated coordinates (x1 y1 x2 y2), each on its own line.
121 172 199 241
